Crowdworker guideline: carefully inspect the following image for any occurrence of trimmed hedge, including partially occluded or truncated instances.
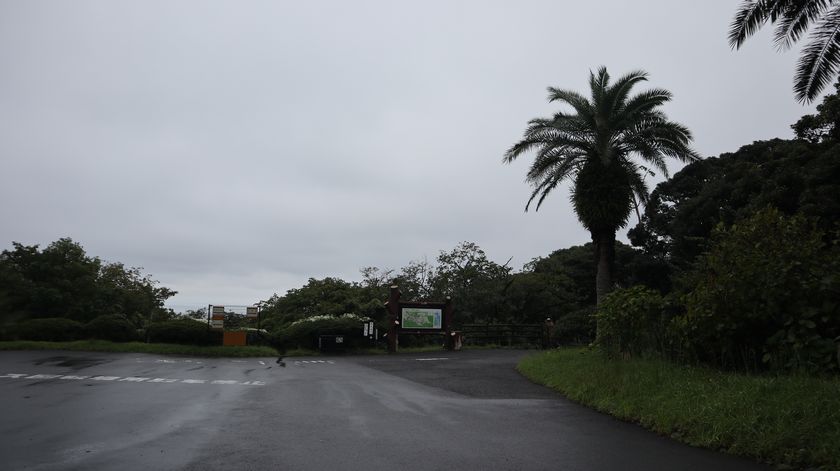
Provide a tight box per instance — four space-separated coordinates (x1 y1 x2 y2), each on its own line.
147 319 221 346
84 314 139 343
15 318 84 342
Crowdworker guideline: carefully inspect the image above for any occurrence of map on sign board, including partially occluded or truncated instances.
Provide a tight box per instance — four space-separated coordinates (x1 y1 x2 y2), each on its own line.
401 307 442 329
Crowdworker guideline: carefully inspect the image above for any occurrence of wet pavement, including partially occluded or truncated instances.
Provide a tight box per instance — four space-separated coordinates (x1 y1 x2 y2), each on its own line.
0 349 768 470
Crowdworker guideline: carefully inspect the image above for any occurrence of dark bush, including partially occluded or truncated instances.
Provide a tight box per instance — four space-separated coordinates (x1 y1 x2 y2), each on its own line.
676 208 840 373
15 317 84 341
275 315 369 351
147 319 221 346
553 307 596 346
595 286 667 358
84 314 139 342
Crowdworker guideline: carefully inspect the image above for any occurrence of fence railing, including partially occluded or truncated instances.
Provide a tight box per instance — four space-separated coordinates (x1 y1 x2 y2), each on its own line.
460 324 545 347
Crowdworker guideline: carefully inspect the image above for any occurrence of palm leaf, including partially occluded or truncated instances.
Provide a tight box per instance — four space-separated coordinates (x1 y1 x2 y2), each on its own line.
773 0 832 50
730 0 774 49
794 4 840 102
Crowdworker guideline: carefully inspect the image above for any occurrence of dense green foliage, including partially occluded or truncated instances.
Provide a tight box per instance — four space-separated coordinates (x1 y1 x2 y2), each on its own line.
629 138 840 271
146 319 221 346
630 80 840 272
13 317 84 342
504 67 698 304
518 348 840 469
620 86 840 374
83 314 140 343
595 286 667 358
0 238 176 329
676 208 840 372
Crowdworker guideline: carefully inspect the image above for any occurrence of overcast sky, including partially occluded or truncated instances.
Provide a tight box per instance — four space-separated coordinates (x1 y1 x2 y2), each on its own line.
0 1 819 310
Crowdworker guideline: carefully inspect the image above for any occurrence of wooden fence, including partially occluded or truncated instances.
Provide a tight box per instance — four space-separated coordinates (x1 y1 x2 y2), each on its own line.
460 324 545 347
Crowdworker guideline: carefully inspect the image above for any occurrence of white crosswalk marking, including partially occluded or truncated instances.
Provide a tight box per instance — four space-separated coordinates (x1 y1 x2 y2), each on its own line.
1 373 266 387
293 359 335 366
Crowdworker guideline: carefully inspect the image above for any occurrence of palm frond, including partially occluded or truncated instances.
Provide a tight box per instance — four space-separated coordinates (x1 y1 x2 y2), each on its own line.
730 0 773 49
773 0 832 50
621 89 672 118
526 148 584 183
546 88 592 117
626 162 651 203
794 4 840 102
525 171 566 212
607 70 649 116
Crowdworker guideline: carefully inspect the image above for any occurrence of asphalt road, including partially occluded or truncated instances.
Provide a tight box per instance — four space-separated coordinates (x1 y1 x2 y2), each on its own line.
0 349 768 471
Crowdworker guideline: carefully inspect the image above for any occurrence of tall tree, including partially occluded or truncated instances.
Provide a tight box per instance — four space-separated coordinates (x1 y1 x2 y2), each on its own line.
729 0 840 102
504 67 698 305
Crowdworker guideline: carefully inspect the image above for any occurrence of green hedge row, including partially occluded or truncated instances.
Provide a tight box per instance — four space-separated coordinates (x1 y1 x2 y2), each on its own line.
13 315 139 343
10 316 226 346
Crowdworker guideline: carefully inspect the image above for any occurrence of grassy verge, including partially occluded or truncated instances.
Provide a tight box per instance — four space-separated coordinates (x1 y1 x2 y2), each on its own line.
0 340 277 357
517 348 840 470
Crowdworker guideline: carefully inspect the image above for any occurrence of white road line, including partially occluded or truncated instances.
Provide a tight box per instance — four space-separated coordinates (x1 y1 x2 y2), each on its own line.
0 373 266 386
259 361 265 365
415 358 450 361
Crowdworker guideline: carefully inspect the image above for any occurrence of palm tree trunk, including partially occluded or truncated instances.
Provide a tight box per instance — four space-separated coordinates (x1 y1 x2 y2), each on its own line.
592 230 616 306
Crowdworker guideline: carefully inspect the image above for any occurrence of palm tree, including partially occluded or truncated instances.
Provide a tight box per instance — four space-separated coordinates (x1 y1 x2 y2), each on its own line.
504 67 699 305
729 0 840 103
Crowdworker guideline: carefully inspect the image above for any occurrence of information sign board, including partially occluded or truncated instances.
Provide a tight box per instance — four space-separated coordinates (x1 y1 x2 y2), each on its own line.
401 307 442 330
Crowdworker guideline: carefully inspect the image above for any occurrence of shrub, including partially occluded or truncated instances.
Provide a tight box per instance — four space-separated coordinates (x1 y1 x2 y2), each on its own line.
14 317 85 341
84 314 139 342
595 286 667 358
676 208 840 373
275 314 369 350
553 307 596 346
146 319 222 346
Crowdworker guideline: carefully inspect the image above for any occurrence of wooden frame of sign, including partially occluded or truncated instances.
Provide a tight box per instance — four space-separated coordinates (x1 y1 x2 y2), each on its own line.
384 286 454 353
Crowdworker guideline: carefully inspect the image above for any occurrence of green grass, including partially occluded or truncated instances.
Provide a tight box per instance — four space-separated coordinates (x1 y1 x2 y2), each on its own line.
517 348 840 470
0 340 277 357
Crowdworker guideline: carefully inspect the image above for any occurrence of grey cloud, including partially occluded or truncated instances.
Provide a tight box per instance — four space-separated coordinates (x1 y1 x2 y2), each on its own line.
0 0 818 309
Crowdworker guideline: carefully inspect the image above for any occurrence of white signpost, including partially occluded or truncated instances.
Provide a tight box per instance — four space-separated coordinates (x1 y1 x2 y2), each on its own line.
211 305 225 329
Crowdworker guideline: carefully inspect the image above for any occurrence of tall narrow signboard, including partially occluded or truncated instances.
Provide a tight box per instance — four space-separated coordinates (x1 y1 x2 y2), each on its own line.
211 305 225 330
